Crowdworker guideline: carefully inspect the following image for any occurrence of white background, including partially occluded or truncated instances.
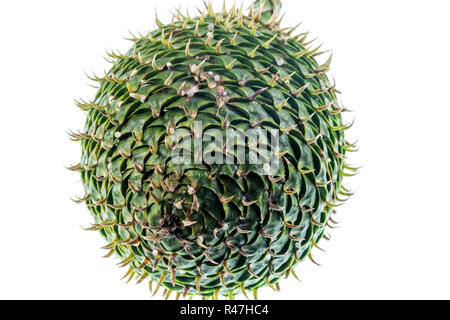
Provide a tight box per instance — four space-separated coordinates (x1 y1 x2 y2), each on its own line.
0 0 449 300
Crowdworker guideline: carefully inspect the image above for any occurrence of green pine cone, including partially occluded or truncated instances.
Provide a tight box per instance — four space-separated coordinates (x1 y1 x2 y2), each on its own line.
71 0 355 299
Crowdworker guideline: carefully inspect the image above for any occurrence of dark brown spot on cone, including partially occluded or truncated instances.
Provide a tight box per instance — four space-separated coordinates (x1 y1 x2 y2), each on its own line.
161 214 183 234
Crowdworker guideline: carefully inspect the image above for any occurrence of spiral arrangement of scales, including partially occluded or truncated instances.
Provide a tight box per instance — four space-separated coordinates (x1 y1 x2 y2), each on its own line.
70 0 357 299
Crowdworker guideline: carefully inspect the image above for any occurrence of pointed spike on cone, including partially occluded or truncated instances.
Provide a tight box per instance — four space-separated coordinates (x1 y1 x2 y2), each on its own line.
267 10 279 28
237 4 244 27
248 86 268 100
226 58 237 70
126 271 135 283
240 283 249 300
230 32 238 45
175 6 186 20
320 52 333 69
248 16 256 28
297 32 308 44
168 31 175 49
155 10 164 27
215 14 223 25
251 22 259 35
290 269 302 282
276 12 285 26
170 268 176 286
186 8 191 20
183 286 190 299
126 29 138 42
224 10 232 25
152 272 167 296
136 273 149 285
294 48 310 59
194 58 207 74
293 83 310 97
206 0 215 17
152 54 159 70
269 70 280 87
219 272 226 287
263 34 278 48
255 0 265 20
205 32 213 46
225 17 235 32
312 238 326 252
194 20 200 36
137 51 145 64
290 32 302 41
185 39 192 57
308 43 324 56
200 10 205 23
308 253 321 266
216 38 225 53
121 266 133 280
178 81 187 96
288 22 303 36
249 0 255 17
132 43 138 60
265 277 277 291
222 0 227 15
283 72 296 82
284 268 291 279
248 45 260 58
196 276 202 293
164 72 174 86
303 37 318 47
153 253 163 271
84 71 98 82
120 267 133 280
275 97 289 110
148 279 153 294
229 2 237 17
253 289 258 300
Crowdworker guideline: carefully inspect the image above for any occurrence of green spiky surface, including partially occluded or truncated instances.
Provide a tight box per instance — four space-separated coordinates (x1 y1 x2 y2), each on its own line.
71 0 356 299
